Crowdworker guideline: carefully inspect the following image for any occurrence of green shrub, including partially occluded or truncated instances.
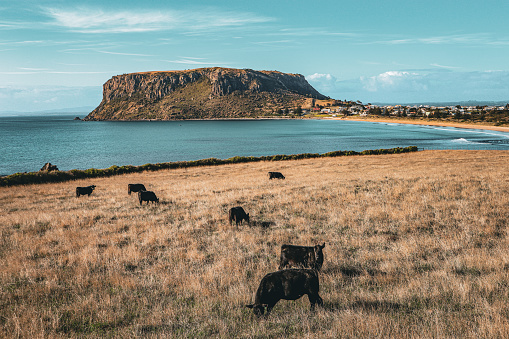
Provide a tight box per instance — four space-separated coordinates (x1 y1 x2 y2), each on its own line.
0 146 419 187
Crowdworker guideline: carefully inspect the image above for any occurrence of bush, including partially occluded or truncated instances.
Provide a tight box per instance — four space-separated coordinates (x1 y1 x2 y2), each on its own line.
0 146 419 187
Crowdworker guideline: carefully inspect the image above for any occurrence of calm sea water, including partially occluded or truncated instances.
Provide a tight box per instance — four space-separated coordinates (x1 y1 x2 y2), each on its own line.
1 114 508 176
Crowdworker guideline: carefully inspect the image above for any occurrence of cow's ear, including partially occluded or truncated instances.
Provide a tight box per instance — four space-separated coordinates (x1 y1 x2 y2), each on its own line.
246 304 254 308
321 243 325 248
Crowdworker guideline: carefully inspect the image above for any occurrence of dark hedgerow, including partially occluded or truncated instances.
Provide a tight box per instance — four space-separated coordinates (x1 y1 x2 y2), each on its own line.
0 146 418 187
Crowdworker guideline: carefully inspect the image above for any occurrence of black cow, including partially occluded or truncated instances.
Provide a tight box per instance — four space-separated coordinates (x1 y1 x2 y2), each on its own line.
269 171 285 180
76 185 96 197
246 269 323 316
128 183 146 195
228 206 250 226
279 243 325 271
138 191 159 205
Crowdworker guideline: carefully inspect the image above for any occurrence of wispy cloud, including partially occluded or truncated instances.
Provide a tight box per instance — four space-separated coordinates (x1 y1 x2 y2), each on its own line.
276 28 359 38
0 70 112 75
373 33 502 46
96 50 154 57
252 40 295 46
19 67 50 71
43 7 273 34
163 57 228 65
430 63 460 70
0 40 45 46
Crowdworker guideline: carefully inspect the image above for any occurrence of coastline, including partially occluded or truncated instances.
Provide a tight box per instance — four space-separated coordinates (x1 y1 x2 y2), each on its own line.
82 115 509 133
325 116 509 133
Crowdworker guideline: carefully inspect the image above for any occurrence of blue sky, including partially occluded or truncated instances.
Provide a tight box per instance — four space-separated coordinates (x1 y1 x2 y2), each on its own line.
1 0 509 112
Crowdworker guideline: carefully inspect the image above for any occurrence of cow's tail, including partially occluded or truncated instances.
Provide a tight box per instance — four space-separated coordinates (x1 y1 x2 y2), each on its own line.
76 188 80 197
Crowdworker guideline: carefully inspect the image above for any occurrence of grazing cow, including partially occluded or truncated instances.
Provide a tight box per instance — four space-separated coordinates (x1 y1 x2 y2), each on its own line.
128 183 146 195
246 269 323 316
228 206 250 226
138 191 159 205
279 243 325 271
76 185 96 197
268 171 285 180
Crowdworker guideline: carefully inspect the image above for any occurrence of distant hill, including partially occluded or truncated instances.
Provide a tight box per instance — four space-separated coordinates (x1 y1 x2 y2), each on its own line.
84 67 327 120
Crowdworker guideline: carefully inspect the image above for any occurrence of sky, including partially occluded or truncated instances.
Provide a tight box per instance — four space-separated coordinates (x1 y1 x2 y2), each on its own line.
1 0 509 112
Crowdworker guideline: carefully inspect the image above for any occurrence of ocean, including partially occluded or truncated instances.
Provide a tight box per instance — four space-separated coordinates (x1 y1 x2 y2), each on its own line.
1 114 508 176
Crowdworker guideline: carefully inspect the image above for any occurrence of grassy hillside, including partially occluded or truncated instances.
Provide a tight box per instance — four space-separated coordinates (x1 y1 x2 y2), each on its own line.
1 151 508 337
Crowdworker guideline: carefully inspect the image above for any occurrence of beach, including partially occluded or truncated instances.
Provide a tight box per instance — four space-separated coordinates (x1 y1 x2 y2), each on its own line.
328 116 509 133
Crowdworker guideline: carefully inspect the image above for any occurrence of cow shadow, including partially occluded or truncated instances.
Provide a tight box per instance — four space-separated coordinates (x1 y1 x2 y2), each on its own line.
322 263 363 277
323 299 404 313
138 324 173 336
250 220 276 228
322 263 386 278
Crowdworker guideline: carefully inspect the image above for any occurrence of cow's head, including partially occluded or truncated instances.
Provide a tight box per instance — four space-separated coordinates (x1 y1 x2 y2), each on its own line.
314 243 325 269
246 303 267 316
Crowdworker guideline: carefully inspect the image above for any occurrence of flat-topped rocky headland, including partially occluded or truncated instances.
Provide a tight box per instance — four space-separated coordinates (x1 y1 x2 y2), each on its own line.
85 67 327 120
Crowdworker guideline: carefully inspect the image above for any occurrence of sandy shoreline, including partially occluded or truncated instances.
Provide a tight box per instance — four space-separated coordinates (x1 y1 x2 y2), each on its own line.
324 116 509 133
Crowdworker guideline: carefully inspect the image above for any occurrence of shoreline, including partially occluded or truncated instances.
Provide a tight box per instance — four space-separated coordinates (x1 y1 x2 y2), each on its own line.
325 116 509 133
81 115 509 133
0 146 418 186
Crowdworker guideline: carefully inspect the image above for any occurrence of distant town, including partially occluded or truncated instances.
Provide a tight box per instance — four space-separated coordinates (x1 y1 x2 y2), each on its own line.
289 99 509 126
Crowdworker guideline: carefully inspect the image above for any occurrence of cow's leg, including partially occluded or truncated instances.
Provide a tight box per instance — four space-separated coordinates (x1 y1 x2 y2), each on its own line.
265 302 277 315
308 293 323 310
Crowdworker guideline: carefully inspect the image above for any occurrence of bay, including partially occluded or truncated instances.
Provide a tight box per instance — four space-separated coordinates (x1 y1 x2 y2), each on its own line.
1 114 508 176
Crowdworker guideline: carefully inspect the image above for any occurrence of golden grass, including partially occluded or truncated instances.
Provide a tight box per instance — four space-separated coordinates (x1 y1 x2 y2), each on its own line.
1 150 508 338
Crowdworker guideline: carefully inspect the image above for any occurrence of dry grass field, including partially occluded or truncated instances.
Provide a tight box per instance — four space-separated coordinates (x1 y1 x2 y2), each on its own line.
1 150 508 338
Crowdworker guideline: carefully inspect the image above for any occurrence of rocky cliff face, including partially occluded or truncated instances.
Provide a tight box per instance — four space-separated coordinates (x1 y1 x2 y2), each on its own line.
85 67 327 120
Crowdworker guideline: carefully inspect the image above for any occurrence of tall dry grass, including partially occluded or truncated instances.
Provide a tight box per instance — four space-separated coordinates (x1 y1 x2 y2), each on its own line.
0 150 508 338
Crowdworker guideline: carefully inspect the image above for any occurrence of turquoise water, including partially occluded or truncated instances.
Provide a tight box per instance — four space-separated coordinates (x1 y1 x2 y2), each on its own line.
1 115 508 176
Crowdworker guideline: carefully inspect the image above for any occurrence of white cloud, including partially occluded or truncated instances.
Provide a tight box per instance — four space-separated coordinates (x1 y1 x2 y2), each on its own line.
307 70 509 103
362 71 427 92
306 73 338 94
44 7 273 34
358 70 509 103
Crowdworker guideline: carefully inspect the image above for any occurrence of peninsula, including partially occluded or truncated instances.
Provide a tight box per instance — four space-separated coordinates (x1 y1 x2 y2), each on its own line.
84 67 327 120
